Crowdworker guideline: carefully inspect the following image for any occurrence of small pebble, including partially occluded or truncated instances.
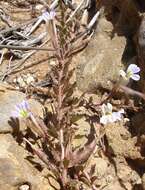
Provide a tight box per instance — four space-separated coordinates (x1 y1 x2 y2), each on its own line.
19 184 30 190
14 73 35 88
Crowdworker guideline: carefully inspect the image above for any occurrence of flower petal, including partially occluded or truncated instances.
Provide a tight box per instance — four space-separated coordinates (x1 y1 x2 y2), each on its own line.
41 11 55 22
112 109 124 122
112 112 122 121
49 10 56 19
107 103 113 113
100 115 114 125
12 111 19 118
119 70 126 78
100 115 108 125
107 115 114 123
21 101 26 109
131 74 140 81
23 100 29 110
101 104 107 115
15 104 21 111
127 64 140 74
119 109 124 114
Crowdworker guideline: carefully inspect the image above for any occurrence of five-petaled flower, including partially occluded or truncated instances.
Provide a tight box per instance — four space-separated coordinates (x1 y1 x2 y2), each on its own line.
119 64 140 81
100 103 124 125
12 100 31 118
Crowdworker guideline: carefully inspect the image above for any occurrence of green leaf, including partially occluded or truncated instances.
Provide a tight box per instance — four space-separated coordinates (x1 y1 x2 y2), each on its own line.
74 134 85 139
70 114 84 123
63 158 69 168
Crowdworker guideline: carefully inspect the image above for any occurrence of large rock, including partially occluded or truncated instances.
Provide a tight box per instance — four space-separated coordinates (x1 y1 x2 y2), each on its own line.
76 17 126 92
0 134 53 190
0 85 43 133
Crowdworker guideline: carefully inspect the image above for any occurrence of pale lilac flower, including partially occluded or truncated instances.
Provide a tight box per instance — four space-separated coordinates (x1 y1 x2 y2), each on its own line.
40 10 56 22
100 103 124 125
119 64 140 81
12 100 31 118
27 10 56 35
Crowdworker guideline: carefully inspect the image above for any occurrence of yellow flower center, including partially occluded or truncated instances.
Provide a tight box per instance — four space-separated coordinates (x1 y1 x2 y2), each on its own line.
19 110 29 118
127 70 133 78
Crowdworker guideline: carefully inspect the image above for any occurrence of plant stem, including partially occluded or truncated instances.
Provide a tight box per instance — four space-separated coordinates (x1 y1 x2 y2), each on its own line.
60 128 65 161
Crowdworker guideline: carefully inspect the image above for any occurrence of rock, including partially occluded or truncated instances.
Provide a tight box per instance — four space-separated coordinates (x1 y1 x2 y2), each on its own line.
105 123 142 159
103 181 125 190
84 157 108 186
68 180 91 190
76 17 126 92
13 73 36 88
19 184 30 190
71 116 92 149
142 173 145 190
85 157 108 178
0 86 43 133
42 170 60 190
0 134 52 190
114 157 141 190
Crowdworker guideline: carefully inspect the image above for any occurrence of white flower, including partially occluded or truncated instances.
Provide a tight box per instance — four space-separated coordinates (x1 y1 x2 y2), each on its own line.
100 103 124 125
119 64 140 81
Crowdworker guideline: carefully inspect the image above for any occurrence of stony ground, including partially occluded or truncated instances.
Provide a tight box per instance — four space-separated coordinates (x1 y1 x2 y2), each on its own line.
0 0 145 190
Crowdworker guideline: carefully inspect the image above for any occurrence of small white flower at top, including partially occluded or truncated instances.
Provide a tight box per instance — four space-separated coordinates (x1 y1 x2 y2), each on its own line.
12 100 31 118
100 103 124 125
27 10 56 35
119 64 140 81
